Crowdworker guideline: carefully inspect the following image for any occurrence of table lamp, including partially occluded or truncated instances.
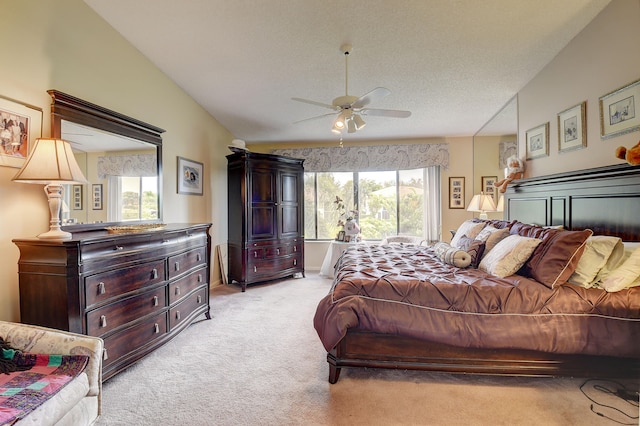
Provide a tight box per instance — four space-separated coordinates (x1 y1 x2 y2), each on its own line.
12 138 88 239
466 192 497 220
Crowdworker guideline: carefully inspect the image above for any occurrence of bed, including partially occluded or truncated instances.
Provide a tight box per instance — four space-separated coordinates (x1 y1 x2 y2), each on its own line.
314 164 640 383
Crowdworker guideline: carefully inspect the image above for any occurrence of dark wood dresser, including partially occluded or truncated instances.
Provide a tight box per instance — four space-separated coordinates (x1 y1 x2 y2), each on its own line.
227 151 304 291
13 223 211 380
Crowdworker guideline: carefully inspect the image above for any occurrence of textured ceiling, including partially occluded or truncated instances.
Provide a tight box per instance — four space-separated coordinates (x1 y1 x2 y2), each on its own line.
84 0 611 144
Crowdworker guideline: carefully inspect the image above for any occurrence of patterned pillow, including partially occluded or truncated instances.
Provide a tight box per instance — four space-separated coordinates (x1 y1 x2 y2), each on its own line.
450 220 486 248
432 242 472 268
455 235 485 268
478 235 542 278
475 226 510 258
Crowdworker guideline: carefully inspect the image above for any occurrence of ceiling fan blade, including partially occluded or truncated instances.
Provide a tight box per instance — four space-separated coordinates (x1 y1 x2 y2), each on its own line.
293 112 336 124
361 108 412 118
351 87 391 109
291 97 337 110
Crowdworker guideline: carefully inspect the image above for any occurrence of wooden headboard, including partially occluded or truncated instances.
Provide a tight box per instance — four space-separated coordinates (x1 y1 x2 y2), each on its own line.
504 164 640 241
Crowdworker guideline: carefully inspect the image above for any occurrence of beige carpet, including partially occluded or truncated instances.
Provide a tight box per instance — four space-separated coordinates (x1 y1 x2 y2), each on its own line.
96 273 638 425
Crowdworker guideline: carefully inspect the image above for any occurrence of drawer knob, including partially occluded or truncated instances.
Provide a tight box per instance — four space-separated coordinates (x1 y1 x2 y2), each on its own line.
196 253 202 262
114 245 124 251
197 295 202 304
197 274 202 283
154 323 160 334
174 261 180 272
98 282 106 294
175 286 181 296
103 348 108 360
100 315 107 328
254 251 258 258
294 246 297 252
153 295 159 306
254 266 257 273
293 259 297 266
277 248 280 255
175 311 181 320
151 268 158 279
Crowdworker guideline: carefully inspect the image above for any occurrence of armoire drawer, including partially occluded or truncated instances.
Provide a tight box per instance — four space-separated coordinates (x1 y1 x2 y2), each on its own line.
102 312 167 369
168 266 207 305
86 286 167 337
169 287 208 330
246 253 302 279
85 259 166 308
168 246 207 279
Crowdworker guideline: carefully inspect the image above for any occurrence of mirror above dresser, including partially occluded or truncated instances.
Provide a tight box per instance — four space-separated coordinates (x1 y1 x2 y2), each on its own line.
48 90 165 230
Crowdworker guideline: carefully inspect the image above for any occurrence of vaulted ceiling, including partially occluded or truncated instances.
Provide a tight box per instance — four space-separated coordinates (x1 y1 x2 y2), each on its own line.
84 0 611 143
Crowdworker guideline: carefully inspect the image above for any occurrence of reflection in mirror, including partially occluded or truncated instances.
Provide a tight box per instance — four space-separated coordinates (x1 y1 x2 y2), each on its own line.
61 121 158 225
49 90 164 230
473 96 518 219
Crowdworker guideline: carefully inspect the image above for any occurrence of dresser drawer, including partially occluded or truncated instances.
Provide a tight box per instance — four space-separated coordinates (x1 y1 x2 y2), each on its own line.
168 266 207 305
86 286 167 337
246 253 302 280
85 260 166 308
168 246 207 279
102 312 167 369
169 287 208 331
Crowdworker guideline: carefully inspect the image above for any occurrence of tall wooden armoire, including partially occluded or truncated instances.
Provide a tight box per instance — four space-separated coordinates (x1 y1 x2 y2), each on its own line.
227 151 304 291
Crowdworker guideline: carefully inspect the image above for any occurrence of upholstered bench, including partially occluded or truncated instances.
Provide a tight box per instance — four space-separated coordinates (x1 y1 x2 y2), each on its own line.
0 321 103 425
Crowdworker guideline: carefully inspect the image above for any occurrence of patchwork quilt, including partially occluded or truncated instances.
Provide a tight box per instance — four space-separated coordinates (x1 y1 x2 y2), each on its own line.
0 352 88 425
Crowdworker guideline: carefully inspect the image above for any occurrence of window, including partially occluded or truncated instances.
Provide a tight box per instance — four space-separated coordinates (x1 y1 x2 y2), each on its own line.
108 176 158 221
304 167 439 240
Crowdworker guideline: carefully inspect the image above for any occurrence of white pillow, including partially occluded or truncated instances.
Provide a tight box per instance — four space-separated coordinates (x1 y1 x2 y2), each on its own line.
567 236 622 288
478 234 542 278
450 220 486 248
599 248 640 292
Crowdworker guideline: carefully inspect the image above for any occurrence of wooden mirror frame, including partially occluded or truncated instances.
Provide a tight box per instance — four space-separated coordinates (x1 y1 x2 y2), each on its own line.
49 89 165 231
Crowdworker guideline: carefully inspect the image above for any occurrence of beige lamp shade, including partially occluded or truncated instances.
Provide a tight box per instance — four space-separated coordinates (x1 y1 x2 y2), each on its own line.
12 138 87 184
12 138 87 239
467 192 497 219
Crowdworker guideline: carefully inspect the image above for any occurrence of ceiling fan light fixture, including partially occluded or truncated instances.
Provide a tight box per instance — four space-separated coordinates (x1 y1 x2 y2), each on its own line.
353 114 366 130
347 118 357 133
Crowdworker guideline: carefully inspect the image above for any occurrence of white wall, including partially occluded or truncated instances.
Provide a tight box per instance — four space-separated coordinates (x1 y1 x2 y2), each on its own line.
0 0 233 321
518 0 640 177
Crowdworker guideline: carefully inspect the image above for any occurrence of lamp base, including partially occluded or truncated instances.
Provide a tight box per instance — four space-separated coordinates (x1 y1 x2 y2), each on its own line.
479 212 489 220
39 183 73 240
38 229 72 240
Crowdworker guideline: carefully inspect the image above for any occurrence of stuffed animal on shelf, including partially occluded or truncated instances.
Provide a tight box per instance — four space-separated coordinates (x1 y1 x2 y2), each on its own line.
493 155 525 193
615 141 640 166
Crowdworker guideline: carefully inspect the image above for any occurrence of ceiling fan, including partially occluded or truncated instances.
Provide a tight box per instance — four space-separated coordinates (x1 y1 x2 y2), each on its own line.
292 44 411 134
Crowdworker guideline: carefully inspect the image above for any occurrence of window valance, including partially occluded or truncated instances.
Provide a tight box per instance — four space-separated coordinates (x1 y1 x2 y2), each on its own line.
97 154 157 178
271 143 449 172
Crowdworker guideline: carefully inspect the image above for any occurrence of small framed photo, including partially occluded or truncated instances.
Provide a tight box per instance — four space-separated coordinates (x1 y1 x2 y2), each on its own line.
72 185 83 210
558 101 586 153
449 177 465 209
599 78 640 139
0 95 43 168
177 156 204 195
344 235 351 243
525 122 549 160
337 230 346 241
481 176 498 203
92 184 103 210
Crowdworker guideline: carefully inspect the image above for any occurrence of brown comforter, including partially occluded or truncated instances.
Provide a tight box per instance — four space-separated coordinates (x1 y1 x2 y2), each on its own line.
314 244 640 358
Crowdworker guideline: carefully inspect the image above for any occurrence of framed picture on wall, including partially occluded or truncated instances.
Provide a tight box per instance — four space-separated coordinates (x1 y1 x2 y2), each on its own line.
0 95 43 168
177 156 204 195
481 176 498 203
599 78 640 139
558 101 586 153
92 184 103 210
72 185 83 210
449 177 465 209
525 122 549 160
